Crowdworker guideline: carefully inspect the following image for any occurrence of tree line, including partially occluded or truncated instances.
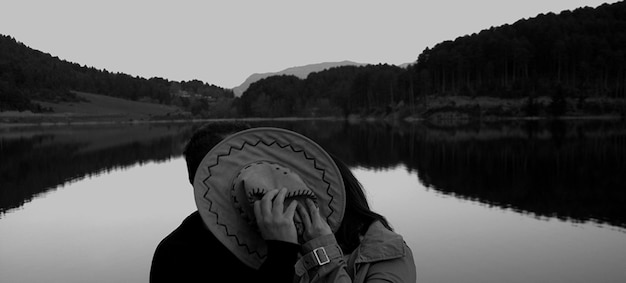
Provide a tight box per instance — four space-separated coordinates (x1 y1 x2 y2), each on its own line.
0 34 233 112
411 1 626 99
233 64 410 117
2 1 625 117
233 1 626 118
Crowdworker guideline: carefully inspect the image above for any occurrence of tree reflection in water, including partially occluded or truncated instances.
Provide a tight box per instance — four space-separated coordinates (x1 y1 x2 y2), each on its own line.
2 119 625 230
0 123 197 214
252 119 626 230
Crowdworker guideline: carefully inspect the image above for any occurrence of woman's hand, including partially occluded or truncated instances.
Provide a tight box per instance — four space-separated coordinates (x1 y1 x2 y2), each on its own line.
298 198 332 243
253 188 299 244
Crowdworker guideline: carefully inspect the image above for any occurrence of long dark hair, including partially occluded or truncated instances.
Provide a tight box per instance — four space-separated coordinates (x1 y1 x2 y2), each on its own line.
331 154 392 254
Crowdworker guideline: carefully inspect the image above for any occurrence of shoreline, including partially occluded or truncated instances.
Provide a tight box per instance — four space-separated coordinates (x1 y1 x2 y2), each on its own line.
1 114 622 129
0 115 349 129
3 92 624 128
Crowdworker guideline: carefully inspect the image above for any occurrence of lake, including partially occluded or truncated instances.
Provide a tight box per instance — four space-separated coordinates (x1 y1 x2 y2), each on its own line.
1 119 625 283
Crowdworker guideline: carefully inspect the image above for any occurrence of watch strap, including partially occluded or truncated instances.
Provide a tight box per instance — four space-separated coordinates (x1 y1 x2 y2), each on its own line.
299 244 343 270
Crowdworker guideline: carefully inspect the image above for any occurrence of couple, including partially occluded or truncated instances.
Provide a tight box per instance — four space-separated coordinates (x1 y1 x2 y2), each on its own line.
150 123 416 282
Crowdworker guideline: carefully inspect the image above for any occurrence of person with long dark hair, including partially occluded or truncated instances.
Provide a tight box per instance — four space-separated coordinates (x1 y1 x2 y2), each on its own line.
331 154 393 254
283 154 416 282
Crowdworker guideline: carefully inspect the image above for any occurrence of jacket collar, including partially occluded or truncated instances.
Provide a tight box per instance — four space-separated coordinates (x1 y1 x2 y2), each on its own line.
353 221 406 263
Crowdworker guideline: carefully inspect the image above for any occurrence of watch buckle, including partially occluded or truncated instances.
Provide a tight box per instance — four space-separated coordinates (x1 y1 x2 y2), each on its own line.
313 247 330 265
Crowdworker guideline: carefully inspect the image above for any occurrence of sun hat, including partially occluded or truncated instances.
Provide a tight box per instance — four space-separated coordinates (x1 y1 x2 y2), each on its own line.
193 127 346 269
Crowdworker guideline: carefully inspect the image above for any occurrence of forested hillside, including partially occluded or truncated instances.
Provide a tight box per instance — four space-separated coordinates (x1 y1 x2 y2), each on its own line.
233 1 626 119
411 1 626 98
2 1 625 119
233 64 408 117
0 34 233 114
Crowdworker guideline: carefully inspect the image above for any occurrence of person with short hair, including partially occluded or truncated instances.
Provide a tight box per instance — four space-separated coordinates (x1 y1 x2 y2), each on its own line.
150 122 300 282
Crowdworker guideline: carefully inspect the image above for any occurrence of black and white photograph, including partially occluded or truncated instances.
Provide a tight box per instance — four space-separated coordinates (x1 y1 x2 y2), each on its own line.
1 1 625 282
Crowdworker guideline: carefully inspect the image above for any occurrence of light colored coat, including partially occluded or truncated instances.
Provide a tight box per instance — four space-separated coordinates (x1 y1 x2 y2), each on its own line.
295 221 416 283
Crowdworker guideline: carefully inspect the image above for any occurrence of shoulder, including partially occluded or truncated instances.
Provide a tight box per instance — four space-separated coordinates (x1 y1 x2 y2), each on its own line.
150 211 259 282
350 222 416 281
354 221 411 263
150 211 205 282
153 211 205 257
154 210 255 264
172 211 206 236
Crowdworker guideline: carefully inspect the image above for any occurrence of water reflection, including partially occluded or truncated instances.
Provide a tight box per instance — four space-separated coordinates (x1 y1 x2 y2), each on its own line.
2 119 625 231
250 119 626 230
0 123 197 214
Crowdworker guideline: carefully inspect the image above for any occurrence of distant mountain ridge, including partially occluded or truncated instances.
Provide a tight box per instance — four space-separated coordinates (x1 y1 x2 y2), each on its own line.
232 60 366 97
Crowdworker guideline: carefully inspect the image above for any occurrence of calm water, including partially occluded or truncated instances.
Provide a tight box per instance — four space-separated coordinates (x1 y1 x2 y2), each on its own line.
1 120 625 283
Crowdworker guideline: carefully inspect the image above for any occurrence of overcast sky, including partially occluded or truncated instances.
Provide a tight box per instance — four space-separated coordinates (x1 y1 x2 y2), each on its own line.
1 0 620 89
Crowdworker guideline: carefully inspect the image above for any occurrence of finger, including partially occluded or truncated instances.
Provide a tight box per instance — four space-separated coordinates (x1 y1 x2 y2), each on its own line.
306 198 320 221
297 203 312 231
273 188 287 214
253 200 262 224
285 200 298 218
261 189 279 216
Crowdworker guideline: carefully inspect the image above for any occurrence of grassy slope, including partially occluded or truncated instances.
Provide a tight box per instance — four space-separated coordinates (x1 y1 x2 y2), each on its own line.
44 91 181 117
1 91 185 123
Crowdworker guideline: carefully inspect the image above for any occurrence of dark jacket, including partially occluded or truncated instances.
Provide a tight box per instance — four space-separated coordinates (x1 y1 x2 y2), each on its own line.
150 211 299 283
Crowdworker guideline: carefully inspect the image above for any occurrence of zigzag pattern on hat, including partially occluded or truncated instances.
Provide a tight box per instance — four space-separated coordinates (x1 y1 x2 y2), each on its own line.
201 138 335 259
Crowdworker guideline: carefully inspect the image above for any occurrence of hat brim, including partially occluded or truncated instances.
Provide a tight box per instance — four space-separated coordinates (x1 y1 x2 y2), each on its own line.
193 127 345 269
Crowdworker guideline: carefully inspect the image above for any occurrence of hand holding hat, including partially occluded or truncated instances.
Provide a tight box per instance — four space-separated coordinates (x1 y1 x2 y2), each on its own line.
254 188 299 244
193 127 345 269
297 198 333 243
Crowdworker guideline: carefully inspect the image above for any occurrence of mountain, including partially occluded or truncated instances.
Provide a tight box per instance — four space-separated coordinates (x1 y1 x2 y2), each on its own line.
398 62 414 69
232 60 366 97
